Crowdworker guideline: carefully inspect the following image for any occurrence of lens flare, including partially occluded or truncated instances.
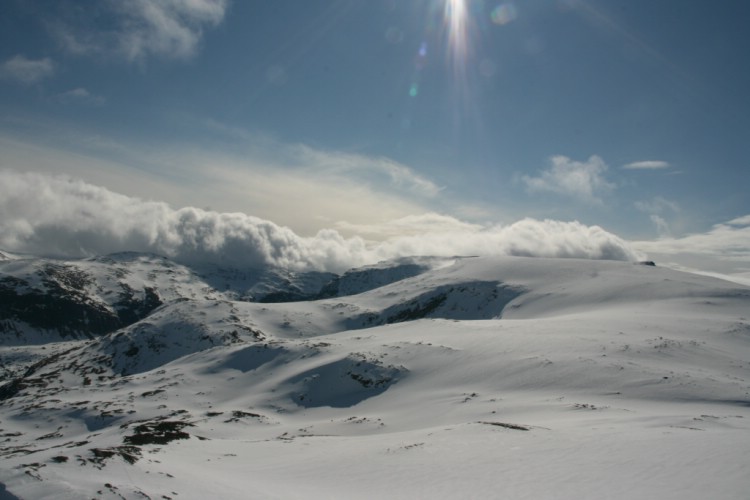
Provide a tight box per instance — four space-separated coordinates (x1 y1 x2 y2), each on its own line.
491 3 517 26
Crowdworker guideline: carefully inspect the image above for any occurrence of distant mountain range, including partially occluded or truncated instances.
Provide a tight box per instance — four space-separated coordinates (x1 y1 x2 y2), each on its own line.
0 252 447 346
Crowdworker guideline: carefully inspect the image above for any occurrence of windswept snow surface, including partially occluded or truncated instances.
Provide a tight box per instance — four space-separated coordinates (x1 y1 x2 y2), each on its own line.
1 255 749 499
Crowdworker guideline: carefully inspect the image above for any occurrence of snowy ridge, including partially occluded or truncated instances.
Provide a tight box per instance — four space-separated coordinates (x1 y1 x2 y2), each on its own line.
318 255 450 297
0 254 749 499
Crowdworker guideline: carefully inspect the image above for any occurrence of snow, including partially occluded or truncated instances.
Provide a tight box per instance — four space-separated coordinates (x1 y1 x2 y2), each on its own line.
1 255 749 498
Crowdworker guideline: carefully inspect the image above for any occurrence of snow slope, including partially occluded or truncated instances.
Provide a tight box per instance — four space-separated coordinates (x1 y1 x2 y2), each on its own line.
1 255 748 499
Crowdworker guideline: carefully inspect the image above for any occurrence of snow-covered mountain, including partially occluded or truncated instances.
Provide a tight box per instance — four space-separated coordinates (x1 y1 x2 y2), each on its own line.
1 252 749 499
0 253 442 344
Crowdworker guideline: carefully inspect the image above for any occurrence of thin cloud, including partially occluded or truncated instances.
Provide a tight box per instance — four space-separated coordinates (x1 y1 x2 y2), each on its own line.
634 196 679 215
635 196 680 238
0 171 644 273
623 160 671 170
649 214 671 238
57 88 106 106
631 215 750 280
522 155 615 204
193 159 435 236
51 0 228 62
292 145 443 198
0 55 54 84
334 213 484 239
633 215 750 262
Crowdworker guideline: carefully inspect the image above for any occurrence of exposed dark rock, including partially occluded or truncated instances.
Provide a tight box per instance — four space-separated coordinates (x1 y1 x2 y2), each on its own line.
386 294 448 324
123 421 193 446
114 286 163 325
479 421 531 431
0 275 119 339
90 445 141 465
0 263 163 342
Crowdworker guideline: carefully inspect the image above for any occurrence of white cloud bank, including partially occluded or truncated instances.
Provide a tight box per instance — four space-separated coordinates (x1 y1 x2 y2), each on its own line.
522 155 614 204
53 0 228 62
0 171 644 272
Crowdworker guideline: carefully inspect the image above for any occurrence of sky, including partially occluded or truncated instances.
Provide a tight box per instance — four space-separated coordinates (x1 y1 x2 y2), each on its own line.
0 0 748 277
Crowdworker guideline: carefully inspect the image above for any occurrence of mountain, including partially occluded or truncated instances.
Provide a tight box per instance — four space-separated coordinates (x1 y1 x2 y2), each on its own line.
1 252 749 499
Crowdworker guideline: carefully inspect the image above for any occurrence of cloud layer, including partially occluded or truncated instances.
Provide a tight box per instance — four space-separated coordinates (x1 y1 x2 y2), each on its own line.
0 171 644 272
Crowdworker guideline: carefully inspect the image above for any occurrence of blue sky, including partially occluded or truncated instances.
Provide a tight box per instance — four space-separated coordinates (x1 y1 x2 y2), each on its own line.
0 0 749 275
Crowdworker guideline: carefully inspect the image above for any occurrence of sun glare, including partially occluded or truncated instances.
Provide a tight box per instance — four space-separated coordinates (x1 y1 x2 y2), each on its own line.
444 0 470 63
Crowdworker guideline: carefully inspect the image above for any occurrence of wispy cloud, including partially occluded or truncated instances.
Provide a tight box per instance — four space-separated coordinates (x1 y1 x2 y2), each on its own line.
648 214 671 238
56 88 106 106
0 55 54 84
52 0 228 62
334 213 483 239
522 155 615 204
634 196 679 214
635 196 680 237
0 171 644 272
189 157 436 236
623 160 671 170
292 145 443 198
